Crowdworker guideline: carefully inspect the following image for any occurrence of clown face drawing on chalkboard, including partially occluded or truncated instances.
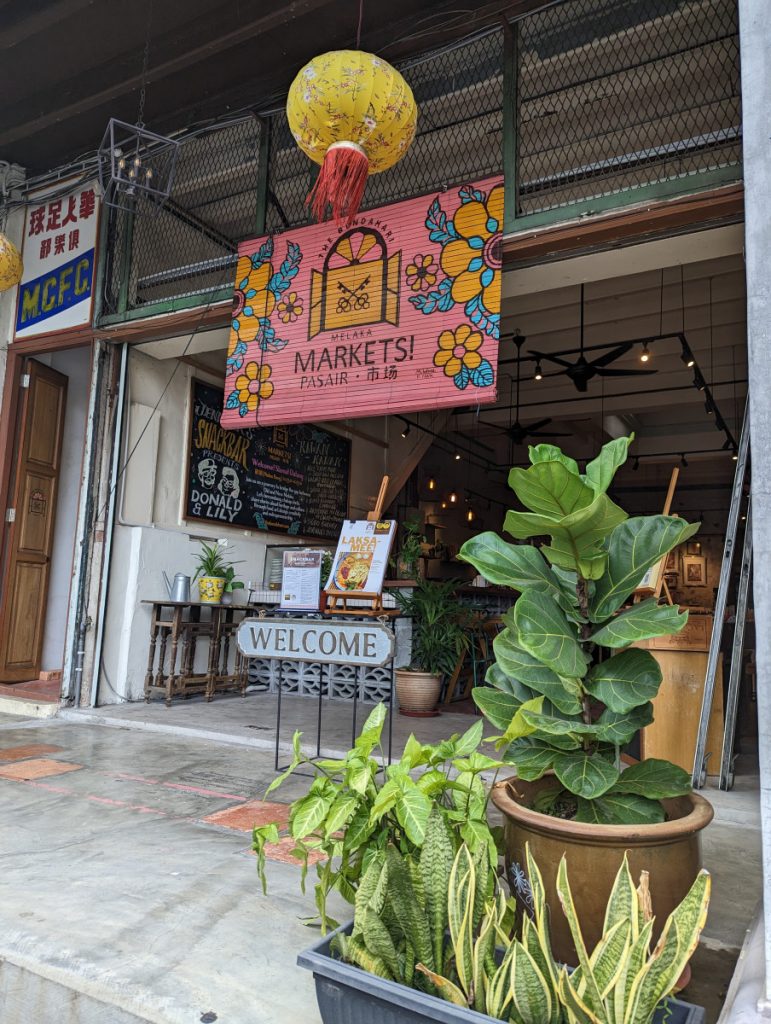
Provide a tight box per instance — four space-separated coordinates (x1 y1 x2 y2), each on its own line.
197 458 217 489
218 467 240 499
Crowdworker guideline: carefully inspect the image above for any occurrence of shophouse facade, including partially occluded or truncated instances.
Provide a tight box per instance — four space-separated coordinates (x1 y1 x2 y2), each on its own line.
0 0 770 1010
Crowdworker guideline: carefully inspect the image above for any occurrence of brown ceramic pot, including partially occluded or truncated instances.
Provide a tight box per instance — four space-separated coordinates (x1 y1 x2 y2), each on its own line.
395 669 441 716
492 775 714 965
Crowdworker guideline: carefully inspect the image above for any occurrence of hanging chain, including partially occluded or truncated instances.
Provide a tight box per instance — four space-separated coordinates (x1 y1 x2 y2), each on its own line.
137 0 154 129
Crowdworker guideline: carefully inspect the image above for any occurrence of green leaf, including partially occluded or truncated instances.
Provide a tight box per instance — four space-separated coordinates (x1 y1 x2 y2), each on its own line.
584 648 662 713
509 460 596 518
590 599 688 648
590 516 701 619
448 846 475 994
499 696 544 746
504 738 555 779
529 443 580 476
494 628 568 690
609 758 692 799
324 794 359 838
509 940 555 1024
453 718 484 757
594 703 654 744
386 846 434 971
358 906 401 980
346 756 373 795
459 532 560 590
602 853 641 940
400 733 426 770
485 661 535 702
473 687 523 729
421 808 454 971
513 592 587 678
345 802 375 850
369 779 400 824
552 750 620 799
584 435 633 496
555 857 605 1015
290 794 330 839
395 784 432 846
414 965 467 1006
575 792 665 825
505 491 627 578
526 674 583 716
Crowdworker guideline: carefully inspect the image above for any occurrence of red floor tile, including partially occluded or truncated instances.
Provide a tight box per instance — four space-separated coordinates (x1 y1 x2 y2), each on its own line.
262 836 326 866
0 744 63 762
0 680 60 702
201 799 290 832
0 758 82 781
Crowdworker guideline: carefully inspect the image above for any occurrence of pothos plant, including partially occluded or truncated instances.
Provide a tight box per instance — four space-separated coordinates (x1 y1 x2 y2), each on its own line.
458 436 700 825
253 704 502 932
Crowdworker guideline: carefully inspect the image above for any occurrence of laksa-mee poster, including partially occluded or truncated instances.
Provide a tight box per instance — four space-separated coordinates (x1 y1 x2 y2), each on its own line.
220 177 502 429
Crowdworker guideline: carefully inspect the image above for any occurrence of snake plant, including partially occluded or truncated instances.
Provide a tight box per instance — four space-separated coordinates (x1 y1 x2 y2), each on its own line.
342 834 710 1024
458 436 701 824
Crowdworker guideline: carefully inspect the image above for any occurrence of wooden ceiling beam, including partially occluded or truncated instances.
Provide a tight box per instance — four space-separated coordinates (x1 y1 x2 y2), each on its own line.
0 0 334 148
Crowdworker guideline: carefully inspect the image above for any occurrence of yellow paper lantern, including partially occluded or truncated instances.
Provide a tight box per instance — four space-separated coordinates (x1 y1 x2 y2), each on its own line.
287 50 417 223
0 232 22 293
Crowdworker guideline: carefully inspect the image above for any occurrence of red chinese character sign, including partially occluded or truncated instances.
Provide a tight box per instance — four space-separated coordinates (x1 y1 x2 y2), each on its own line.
220 177 502 429
14 180 100 340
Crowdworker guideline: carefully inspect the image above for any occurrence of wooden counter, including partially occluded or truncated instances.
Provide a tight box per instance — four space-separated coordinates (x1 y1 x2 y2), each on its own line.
637 615 724 773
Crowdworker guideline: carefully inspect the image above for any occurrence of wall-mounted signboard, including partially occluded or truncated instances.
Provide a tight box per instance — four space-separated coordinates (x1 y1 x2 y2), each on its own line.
186 379 350 539
220 176 503 428
14 179 101 340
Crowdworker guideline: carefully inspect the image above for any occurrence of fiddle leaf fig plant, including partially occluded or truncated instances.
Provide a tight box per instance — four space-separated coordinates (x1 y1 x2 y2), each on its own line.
459 436 700 825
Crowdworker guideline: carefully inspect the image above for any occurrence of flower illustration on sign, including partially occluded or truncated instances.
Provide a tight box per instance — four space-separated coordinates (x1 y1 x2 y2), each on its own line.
228 362 274 417
225 238 302 412
276 291 304 323
433 324 494 391
409 181 502 349
405 253 438 292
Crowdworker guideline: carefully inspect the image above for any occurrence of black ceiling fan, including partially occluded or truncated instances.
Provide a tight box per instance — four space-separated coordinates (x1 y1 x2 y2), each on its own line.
478 335 572 446
530 284 658 393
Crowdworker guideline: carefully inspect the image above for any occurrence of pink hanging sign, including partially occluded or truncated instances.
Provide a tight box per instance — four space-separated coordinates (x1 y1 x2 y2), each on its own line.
221 176 502 429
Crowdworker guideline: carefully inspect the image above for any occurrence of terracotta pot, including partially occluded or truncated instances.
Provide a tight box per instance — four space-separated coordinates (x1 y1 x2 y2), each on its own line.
198 576 226 603
492 776 714 965
395 669 441 717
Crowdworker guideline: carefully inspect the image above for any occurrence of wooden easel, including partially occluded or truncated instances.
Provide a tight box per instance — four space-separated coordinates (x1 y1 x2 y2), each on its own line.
635 466 679 605
324 475 398 618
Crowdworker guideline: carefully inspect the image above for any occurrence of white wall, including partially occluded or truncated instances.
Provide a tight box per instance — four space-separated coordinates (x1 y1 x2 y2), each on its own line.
37 346 91 670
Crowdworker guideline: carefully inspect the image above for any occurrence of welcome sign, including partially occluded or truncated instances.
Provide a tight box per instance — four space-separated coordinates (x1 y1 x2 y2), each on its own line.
220 177 502 428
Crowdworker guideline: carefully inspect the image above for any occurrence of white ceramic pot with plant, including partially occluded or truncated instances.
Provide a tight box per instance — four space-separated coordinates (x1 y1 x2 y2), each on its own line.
394 579 469 716
221 565 245 605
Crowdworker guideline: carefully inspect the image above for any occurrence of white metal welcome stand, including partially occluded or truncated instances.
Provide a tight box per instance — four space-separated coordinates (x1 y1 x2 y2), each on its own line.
237 613 397 772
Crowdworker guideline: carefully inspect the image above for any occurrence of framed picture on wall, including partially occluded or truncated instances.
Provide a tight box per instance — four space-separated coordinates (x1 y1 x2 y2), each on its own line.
682 554 707 586
664 548 680 574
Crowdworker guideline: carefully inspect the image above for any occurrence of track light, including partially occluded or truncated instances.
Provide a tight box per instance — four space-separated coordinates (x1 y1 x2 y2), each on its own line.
693 372 706 391
400 421 411 438
680 453 688 467
732 450 738 461
704 398 713 416
640 342 651 363
680 348 695 368
534 361 543 381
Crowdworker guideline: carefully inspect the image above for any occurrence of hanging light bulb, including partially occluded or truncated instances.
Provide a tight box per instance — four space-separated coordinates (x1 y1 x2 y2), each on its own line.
440 501 448 510
427 477 436 491
449 491 457 504
534 361 543 381
454 452 461 461
466 508 475 523
640 342 651 363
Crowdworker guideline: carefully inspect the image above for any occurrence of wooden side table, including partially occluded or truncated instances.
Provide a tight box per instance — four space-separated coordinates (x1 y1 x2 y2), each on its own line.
142 600 249 705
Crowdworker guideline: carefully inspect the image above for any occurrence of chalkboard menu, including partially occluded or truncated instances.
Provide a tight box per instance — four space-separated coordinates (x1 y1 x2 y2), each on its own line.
186 380 350 540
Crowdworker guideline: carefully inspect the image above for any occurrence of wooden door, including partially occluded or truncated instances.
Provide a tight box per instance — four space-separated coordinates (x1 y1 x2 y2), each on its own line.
0 360 67 681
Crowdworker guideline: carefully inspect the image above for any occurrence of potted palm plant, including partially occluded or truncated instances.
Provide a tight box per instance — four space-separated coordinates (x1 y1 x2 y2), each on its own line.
394 578 470 716
193 541 229 603
457 436 714 963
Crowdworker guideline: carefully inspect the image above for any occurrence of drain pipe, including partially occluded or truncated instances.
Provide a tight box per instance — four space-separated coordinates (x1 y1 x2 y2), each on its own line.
89 341 128 708
66 342 106 706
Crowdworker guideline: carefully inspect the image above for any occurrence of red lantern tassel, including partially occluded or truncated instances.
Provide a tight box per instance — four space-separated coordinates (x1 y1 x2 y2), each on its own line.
307 141 370 224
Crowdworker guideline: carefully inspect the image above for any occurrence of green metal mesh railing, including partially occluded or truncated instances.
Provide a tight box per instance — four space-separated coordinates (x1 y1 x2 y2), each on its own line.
512 0 741 219
99 0 742 320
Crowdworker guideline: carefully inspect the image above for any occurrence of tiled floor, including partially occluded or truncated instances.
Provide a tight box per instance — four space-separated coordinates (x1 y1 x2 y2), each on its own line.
0 743 62 760
0 756 83 780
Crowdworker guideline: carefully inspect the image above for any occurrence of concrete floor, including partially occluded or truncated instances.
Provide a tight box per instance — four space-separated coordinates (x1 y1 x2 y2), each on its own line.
0 698 762 1023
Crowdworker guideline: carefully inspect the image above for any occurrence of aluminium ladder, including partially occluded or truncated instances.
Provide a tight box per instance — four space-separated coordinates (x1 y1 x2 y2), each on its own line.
691 401 752 791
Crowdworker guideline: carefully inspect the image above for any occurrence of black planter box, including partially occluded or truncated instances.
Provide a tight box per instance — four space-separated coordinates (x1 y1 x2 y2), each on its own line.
298 922 707 1024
